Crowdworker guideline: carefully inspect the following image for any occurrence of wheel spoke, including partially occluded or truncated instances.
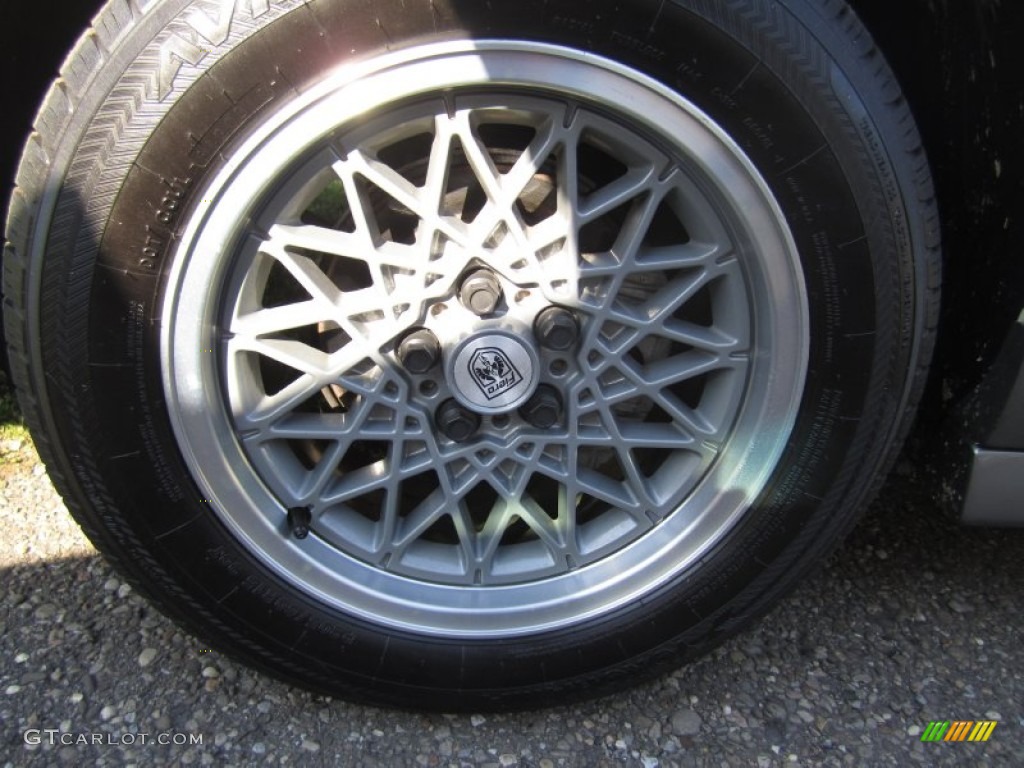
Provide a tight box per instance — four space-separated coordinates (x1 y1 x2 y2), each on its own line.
650 388 717 438
501 114 565 204
266 412 377 440
514 494 568 554
231 338 330 376
236 373 326 428
297 440 346 503
578 465 642 512
267 222 364 260
627 351 730 389
635 241 725 270
374 469 404 557
232 300 328 337
657 319 740 353
423 115 455 208
612 444 654 509
451 111 506 210
261 241 341 305
578 166 658 224
393 486 450 549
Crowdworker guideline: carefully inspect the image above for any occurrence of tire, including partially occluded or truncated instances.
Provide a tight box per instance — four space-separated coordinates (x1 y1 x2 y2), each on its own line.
3 0 939 709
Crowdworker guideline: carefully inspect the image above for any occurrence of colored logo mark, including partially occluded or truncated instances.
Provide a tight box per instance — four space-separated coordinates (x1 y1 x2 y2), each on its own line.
921 721 997 742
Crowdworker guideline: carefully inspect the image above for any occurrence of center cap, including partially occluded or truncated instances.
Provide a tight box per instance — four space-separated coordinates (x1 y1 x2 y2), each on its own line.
448 330 539 413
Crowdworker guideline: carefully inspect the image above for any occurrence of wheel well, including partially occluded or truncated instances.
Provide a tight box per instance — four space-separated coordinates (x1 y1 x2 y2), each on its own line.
849 0 1024 415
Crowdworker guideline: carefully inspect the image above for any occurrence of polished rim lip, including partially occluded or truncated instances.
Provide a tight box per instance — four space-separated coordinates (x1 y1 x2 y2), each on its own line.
161 40 809 637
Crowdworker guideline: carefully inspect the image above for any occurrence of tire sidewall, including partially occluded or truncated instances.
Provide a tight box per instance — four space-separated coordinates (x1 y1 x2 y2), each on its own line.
35 0 920 705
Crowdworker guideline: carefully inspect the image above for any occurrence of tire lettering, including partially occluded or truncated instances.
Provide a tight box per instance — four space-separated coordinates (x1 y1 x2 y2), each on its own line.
156 176 189 226
609 30 666 61
140 230 163 270
675 59 704 83
156 34 205 100
156 0 271 100
549 15 596 36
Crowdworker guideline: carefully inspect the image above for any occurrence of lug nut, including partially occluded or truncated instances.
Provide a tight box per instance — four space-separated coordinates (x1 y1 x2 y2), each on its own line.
534 306 579 350
519 385 562 429
436 399 481 442
459 268 503 315
396 328 441 374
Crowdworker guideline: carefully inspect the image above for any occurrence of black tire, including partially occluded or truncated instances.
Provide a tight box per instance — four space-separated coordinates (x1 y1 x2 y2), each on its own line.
3 0 939 709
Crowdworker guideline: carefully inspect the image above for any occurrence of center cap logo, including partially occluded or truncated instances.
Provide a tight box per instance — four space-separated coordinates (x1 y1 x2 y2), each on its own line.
467 347 524 400
450 331 537 412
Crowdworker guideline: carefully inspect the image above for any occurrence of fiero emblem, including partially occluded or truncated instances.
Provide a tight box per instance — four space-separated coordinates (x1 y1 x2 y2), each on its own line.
468 348 524 401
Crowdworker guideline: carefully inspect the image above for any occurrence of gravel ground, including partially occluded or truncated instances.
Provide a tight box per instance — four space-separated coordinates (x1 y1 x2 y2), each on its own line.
1 430 1022 767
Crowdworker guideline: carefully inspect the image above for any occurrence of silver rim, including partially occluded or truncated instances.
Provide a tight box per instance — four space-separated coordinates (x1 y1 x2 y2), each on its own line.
162 42 808 637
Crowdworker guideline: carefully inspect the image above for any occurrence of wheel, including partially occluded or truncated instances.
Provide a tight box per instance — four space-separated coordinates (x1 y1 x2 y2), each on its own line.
3 0 939 708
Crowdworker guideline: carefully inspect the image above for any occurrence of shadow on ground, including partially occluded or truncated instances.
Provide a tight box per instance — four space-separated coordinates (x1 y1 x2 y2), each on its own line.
1 443 1021 766
1 363 1022 765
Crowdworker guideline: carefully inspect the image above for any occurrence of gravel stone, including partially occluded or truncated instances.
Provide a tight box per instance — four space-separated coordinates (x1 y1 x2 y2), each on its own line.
948 598 972 614
137 648 157 667
671 709 702 736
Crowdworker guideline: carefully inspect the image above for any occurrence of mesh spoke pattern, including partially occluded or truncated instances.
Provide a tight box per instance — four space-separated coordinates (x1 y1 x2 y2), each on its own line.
223 94 750 585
